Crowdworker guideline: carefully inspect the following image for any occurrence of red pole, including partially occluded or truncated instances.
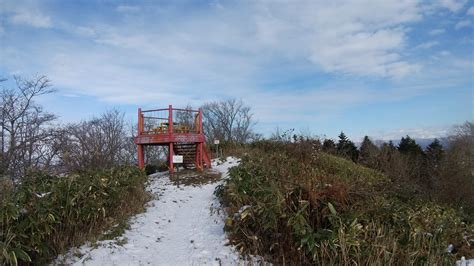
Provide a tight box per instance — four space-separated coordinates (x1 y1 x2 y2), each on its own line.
138 145 145 169
195 143 199 170
169 105 173 174
168 105 173 133
199 108 204 170
199 107 203 134
137 108 145 169
169 143 174 174
199 143 203 170
138 108 143 134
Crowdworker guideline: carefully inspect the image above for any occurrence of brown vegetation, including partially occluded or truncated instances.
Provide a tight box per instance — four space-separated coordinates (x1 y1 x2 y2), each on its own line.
216 140 473 265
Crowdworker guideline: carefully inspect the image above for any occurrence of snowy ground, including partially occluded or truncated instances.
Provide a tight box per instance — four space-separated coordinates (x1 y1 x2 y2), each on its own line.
57 157 258 265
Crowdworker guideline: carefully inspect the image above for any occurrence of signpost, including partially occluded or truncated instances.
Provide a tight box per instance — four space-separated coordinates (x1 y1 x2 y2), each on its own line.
214 139 220 158
172 155 183 164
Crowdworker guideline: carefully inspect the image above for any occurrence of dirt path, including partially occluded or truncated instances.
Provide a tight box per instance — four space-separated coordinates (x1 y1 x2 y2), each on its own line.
57 157 254 265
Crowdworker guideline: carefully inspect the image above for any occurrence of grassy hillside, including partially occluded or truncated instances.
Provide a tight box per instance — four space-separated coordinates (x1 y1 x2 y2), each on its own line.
216 140 473 265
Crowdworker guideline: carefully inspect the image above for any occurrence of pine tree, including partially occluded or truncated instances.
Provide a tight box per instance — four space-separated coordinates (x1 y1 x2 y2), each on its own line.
359 136 379 167
398 135 426 186
388 140 396 150
426 138 444 167
322 139 336 154
398 135 424 156
336 132 358 162
336 132 349 151
423 138 444 188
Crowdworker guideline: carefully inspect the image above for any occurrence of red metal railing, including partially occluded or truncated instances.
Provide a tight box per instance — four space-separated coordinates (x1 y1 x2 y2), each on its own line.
138 106 202 135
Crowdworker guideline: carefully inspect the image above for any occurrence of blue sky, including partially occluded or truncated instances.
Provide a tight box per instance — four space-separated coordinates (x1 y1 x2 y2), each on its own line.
0 0 472 141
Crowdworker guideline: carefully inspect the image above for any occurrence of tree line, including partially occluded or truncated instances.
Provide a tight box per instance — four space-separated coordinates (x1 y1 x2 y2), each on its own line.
0 75 257 182
315 127 473 214
266 123 473 215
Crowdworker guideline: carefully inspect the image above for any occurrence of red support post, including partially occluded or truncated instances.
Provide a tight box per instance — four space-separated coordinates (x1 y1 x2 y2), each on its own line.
199 142 203 170
198 107 203 134
199 108 204 169
195 142 200 170
168 105 173 133
169 142 174 174
199 108 204 170
168 105 174 174
138 145 145 169
138 108 143 134
137 108 145 169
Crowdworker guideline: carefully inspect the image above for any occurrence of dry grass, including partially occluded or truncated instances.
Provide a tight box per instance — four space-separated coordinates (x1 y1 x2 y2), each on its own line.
216 140 473 265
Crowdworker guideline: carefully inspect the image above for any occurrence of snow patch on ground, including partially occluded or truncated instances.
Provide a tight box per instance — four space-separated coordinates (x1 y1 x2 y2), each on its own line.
456 257 474 266
57 157 255 265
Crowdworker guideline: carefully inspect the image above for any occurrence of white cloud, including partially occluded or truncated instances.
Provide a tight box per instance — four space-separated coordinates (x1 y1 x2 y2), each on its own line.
309 29 408 77
75 26 96 37
370 126 450 141
386 61 421 79
429 28 445 35
439 50 451 56
90 1 422 79
415 41 439 49
10 10 52 28
0 0 471 131
468 6 474 15
455 19 472 30
255 1 422 78
438 0 468 12
116 5 141 13
62 93 80 98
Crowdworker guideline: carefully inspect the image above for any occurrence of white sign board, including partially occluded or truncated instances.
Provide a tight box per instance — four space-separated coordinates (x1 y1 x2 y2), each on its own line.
214 139 220 145
172 155 183 163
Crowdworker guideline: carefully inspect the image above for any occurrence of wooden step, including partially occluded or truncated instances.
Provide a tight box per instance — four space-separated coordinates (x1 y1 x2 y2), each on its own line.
174 143 197 167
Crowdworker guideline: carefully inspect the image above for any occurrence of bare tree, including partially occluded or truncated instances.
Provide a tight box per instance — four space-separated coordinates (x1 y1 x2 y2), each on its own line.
437 121 474 211
270 127 294 142
175 104 195 131
122 122 138 164
0 75 150 178
0 75 56 180
58 109 130 172
202 99 256 143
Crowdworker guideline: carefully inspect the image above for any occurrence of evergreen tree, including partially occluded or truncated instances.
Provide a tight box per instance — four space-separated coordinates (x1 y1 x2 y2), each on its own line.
322 139 336 154
359 136 379 167
423 138 444 188
336 132 358 162
388 140 396 150
336 132 349 150
397 135 426 187
398 135 424 156
426 138 444 167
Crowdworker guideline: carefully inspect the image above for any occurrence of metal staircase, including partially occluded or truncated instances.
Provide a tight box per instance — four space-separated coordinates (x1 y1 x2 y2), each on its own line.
174 142 212 169
174 143 196 168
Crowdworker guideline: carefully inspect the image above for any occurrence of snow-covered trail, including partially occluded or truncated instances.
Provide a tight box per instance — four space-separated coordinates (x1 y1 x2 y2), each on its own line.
58 157 250 265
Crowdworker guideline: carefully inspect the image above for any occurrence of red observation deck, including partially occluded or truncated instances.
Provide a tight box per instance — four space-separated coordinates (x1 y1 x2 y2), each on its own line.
134 105 212 173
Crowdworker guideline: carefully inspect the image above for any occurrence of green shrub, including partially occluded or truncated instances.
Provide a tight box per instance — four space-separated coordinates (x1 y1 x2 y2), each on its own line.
145 164 159 175
0 166 149 265
217 142 473 264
